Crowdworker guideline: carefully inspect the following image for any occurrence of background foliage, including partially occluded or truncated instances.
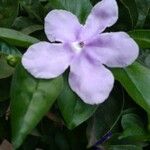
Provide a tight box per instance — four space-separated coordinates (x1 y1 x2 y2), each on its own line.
0 0 150 149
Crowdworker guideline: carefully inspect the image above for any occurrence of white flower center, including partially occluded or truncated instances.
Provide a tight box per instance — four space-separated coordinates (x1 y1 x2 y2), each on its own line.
71 41 84 54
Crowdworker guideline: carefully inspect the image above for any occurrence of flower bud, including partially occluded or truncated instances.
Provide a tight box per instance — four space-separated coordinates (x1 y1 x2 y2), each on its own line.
6 55 19 67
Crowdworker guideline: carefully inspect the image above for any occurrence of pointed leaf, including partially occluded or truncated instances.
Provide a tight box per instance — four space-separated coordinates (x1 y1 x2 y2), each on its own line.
112 62 150 114
11 64 63 149
0 28 39 48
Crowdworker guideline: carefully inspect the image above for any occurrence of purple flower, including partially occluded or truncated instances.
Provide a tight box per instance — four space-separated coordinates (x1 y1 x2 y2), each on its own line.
22 0 139 105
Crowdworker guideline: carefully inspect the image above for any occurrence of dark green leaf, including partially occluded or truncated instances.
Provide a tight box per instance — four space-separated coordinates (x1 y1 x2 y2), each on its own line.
11 64 63 149
47 0 92 23
0 0 19 27
86 88 124 147
112 62 150 114
57 74 97 129
129 30 150 49
0 28 39 47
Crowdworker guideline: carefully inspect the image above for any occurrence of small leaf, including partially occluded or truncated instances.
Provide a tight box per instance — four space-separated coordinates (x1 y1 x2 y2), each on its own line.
47 0 92 23
57 74 97 129
112 62 150 114
11 64 63 149
0 28 39 47
129 30 150 49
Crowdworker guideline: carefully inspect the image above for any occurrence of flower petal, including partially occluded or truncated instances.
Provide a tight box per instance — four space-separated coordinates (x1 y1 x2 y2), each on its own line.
22 42 73 79
86 32 139 67
69 55 114 104
80 0 118 41
45 10 82 42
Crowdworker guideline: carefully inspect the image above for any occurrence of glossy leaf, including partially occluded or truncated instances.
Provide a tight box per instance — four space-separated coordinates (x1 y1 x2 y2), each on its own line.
57 74 97 129
0 28 39 47
47 0 92 23
112 62 150 114
129 30 150 49
86 88 124 147
0 0 19 27
11 64 63 149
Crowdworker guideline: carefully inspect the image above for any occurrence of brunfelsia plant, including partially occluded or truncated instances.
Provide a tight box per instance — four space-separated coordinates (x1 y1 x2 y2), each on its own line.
0 0 150 149
22 0 139 104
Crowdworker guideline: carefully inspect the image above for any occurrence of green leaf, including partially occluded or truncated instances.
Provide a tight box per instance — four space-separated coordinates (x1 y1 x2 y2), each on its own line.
0 28 39 48
129 30 150 49
47 0 92 23
120 0 138 28
57 74 97 129
119 113 148 140
11 64 63 149
112 62 150 114
0 0 19 27
86 88 124 147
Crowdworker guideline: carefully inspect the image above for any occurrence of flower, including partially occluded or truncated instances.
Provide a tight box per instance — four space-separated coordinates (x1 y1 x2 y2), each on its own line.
22 0 139 105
